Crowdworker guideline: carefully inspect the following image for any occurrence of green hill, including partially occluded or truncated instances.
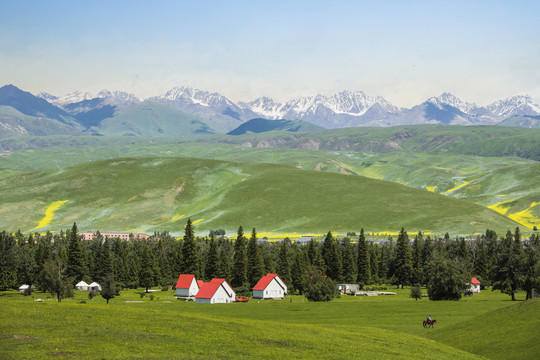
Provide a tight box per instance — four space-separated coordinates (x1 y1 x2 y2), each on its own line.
0 156 520 234
497 115 540 128
0 106 81 137
227 118 325 135
90 101 218 137
428 299 540 360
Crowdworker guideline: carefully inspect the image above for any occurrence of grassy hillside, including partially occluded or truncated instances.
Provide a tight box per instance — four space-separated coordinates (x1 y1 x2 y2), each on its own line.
0 156 521 234
497 115 540 128
0 106 81 136
227 118 325 135
428 299 540 360
2 141 538 230
90 101 218 137
1 288 497 360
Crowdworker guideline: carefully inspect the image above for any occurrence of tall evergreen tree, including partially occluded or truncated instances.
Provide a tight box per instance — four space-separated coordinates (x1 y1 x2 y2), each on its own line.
205 235 220 280
356 229 370 285
307 239 317 265
100 238 114 281
66 222 86 284
277 239 292 286
232 226 248 287
493 227 524 301
523 235 539 300
246 228 265 287
40 257 73 302
139 245 155 292
341 238 356 283
181 219 200 276
0 231 17 290
411 233 424 285
291 250 307 294
394 227 413 287
321 232 342 281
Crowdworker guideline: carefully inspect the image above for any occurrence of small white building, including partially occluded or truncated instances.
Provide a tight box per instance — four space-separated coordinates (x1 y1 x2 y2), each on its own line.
75 281 89 291
209 278 236 302
88 282 101 291
252 273 287 299
336 284 360 295
18 284 30 293
175 274 200 297
470 277 481 293
195 282 235 304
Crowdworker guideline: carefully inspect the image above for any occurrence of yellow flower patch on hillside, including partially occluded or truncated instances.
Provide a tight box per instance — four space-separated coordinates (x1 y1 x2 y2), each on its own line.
192 219 204 225
31 200 68 230
425 186 437 192
170 214 185 222
442 180 470 195
508 202 540 229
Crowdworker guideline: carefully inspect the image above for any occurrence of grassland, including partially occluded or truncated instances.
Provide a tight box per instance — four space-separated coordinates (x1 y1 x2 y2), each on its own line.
0 156 521 235
1 288 537 359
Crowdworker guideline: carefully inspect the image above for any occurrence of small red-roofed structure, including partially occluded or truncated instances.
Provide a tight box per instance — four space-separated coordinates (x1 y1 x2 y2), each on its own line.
195 280 235 304
470 277 481 293
253 273 287 299
175 274 200 297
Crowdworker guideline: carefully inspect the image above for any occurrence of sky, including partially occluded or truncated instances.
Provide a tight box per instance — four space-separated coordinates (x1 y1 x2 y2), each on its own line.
1 1 539 107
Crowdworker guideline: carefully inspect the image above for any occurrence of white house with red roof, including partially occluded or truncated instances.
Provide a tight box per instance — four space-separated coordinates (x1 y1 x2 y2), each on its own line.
195 281 235 304
470 277 481 293
252 273 287 299
175 274 200 297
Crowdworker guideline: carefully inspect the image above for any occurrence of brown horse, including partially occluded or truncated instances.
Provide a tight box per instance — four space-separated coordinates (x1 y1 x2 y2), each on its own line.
423 319 436 328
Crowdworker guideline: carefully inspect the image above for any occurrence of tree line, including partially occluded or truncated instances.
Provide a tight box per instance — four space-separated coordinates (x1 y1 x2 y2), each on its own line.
0 220 539 302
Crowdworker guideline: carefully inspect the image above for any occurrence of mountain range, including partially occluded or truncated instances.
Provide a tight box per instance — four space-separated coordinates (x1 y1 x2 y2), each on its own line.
1 84 540 137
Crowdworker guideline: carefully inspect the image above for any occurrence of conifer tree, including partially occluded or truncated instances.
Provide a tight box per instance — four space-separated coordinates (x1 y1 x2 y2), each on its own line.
411 233 424 285
277 238 291 286
291 250 307 293
356 229 370 285
321 232 342 282
493 227 524 301
307 239 317 265
341 238 356 283
369 243 380 283
205 235 220 280
232 226 247 287
139 245 154 292
394 227 413 287
100 238 114 281
181 219 200 276
40 257 73 302
101 274 116 304
0 231 17 290
263 247 276 273
66 222 86 284
247 228 265 287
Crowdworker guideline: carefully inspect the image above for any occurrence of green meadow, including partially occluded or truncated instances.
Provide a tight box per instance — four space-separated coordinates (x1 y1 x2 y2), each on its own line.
1 288 537 359
0 156 520 235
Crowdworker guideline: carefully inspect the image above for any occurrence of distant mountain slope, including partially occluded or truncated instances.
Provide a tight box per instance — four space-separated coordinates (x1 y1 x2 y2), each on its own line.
0 157 520 234
497 115 540 128
89 101 218 137
227 118 325 135
0 106 82 136
0 85 79 127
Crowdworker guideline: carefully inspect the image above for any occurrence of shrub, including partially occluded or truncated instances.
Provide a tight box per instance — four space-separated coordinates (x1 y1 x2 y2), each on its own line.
410 285 422 301
88 291 98 300
149 294 155 301
304 268 336 302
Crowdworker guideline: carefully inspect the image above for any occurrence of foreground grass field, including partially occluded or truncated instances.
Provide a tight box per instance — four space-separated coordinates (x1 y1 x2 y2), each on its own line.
1 288 537 359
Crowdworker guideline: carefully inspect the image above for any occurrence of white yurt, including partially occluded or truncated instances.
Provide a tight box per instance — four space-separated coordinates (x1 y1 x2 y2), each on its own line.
88 282 101 291
75 281 89 291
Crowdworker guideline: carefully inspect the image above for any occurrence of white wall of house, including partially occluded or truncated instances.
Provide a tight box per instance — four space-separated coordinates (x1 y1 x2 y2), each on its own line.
471 284 481 293
176 277 199 297
195 285 234 304
254 278 285 299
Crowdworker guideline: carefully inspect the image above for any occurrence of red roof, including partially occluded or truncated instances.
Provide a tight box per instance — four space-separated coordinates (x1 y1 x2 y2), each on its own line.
197 280 204 288
210 278 236 293
471 277 481 285
175 274 197 289
195 282 222 299
253 273 284 291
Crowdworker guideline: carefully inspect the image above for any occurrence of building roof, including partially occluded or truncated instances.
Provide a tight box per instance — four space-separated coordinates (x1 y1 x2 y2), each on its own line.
471 277 481 285
253 273 285 291
89 282 100 287
76 281 89 287
195 282 223 299
196 280 204 288
210 278 235 294
175 274 197 289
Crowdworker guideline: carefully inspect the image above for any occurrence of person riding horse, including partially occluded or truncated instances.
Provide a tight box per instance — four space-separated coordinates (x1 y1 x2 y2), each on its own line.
427 314 432 325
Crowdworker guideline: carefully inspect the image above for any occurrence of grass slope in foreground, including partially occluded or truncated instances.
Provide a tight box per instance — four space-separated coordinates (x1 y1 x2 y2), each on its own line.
428 299 540 360
0 156 520 234
0 289 507 360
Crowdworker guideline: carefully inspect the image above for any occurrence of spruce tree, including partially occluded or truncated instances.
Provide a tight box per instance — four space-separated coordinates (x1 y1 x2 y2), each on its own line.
277 239 291 286
139 245 154 292
246 228 265 287
357 229 370 285
411 233 424 285
0 231 17 290
66 222 86 284
181 219 200 276
232 226 248 287
394 227 413 287
205 235 220 280
100 238 114 282
291 250 307 294
101 274 116 304
341 238 356 283
493 227 524 301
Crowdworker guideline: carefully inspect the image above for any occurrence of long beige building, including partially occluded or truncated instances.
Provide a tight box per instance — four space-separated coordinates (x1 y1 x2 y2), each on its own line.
78 231 149 241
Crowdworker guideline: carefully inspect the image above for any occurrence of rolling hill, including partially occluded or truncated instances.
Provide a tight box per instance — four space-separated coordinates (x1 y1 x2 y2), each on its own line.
227 118 325 135
497 115 540 128
0 156 521 235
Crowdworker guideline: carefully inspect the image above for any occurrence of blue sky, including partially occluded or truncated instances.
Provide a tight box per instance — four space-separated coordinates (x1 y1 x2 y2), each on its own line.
1 1 539 107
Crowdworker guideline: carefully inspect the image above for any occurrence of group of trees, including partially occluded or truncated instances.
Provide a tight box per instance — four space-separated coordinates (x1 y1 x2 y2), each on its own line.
1 221 539 302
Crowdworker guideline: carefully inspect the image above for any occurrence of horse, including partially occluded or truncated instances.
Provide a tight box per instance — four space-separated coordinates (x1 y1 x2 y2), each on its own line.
423 319 436 328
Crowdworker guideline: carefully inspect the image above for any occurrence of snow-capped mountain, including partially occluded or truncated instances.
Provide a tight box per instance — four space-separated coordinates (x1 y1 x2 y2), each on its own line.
28 85 540 130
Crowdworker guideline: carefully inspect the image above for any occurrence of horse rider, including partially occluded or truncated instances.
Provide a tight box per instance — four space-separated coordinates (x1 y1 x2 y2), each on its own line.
427 314 432 325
